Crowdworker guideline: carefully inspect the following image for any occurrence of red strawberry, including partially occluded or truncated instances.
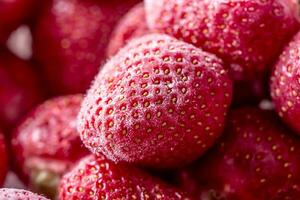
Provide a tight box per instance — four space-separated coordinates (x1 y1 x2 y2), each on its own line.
32 0 140 95
0 131 8 186
78 34 233 168
0 0 37 44
0 48 43 134
59 155 192 200
145 0 299 81
107 3 150 57
177 107 300 200
11 95 89 199
0 188 49 200
270 31 300 135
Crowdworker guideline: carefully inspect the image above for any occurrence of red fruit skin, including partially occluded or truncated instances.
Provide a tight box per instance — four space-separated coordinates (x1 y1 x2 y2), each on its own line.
0 131 8 186
177 108 300 200
107 3 150 57
0 188 49 200
32 0 140 95
78 34 233 168
270 31 300 135
0 0 37 44
0 49 43 134
11 95 89 184
145 0 300 82
59 155 192 200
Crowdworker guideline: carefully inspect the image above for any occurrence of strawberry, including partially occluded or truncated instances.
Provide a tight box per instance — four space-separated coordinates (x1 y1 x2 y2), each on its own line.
78 34 233 168
0 48 43 134
0 131 8 186
270 31 300 135
107 3 150 57
145 0 300 81
177 107 300 200
0 188 49 200
11 95 89 199
0 0 37 44
32 0 140 95
59 155 192 200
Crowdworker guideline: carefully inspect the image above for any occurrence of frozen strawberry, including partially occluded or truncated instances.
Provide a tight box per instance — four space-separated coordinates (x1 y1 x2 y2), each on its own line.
59 155 192 200
0 48 43 134
32 0 140 95
0 188 49 200
145 0 300 82
0 131 8 186
11 95 89 199
107 3 150 57
177 108 300 200
0 0 37 44
270 31 300 135
78 34 233 168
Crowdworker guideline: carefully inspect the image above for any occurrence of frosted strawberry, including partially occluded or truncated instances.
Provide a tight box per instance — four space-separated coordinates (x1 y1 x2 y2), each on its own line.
32 0 140 94
59 155 192 200
107 3 150 57
12 95 89 199
0 188 49 200
145 0 300 82
178 108 300 199
0 131 7 186
0 48 43 134
78 34 233 168
270 31 300 135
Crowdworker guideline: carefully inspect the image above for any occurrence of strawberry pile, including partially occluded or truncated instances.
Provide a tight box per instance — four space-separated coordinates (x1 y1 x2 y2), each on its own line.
0 0 300 200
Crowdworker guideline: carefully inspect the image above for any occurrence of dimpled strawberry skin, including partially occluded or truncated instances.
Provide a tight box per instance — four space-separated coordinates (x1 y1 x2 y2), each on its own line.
12 95 89 182
32 0 140 94
78 34 233 168
59 155 192 200
107 3 150 57
0 188 49 200
0 49 43 134
145 0 300 81
0 132 7 186
270 31 300 135
178 108 300 200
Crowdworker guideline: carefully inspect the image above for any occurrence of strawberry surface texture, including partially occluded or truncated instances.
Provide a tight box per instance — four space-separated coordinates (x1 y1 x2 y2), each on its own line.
178 107 300 200
0 188 49 200
145 0 300 81
59 155 192 200
78 34 233 168
271 31 300 135
11 95 89 198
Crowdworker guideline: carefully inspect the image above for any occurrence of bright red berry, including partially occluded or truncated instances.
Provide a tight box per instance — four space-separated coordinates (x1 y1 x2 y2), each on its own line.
0 48 44 134
78 34 233 168
107 3 149 57
270 31 300 135
0 0 37 44
59 155 192 200
0 131 7 186
178 108 300 200
145 0 300 82
11 95 89 199
32 0 140 94
0 188 49 200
